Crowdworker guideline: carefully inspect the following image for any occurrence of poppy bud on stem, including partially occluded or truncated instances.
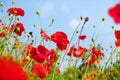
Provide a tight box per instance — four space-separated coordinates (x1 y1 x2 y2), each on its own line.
78 17 89 46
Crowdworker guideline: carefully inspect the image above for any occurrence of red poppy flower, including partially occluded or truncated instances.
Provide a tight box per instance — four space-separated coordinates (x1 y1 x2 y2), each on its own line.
11 22 25 36
78 35 86 40
85 57 96 66
37 45 49 55
74 46 88 58
40 29 49 41
92 47 104 58
115 39 120 47
26 45 48 63
56 39 69 50
48 49 57 65
51 31 69 50
114 30 120 47
0 56 27 80
67 46 77 56
8 7 25 17
32 64 48 78
108 3 120 24
115 30 120 40
86 47 104 66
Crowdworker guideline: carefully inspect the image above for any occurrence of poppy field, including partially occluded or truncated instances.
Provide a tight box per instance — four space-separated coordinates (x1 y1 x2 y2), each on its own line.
0 1 120 80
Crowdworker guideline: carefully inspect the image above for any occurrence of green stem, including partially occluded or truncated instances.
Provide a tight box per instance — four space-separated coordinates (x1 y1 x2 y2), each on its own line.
59 19 83 68
94 21 104 42
104 47 117 69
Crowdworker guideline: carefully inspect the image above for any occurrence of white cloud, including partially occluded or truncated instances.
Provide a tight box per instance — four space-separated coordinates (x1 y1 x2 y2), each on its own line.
68 18 79 28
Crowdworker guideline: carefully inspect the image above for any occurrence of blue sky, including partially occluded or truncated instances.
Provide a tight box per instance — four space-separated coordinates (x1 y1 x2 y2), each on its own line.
1 0 120 54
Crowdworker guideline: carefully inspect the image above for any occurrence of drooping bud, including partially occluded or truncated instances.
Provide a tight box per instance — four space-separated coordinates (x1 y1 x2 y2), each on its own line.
85 17 89 22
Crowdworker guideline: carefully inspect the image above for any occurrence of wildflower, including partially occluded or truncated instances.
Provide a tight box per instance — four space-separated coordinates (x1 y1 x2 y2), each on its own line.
108 3 120 24
32 64 49 78
74 46 88 58
11 22 25 36
50 31 69 50
8 7 25 16
78 34 86 40
48 49 57 65
0 56 27 80
115 39 120 47
86 47 104 66
26 45 44 63
67 46 77 56
26 45 49 63
114 30 120 47
0 26 9 38
92 47 104 58
115 30 120 40
40 29 49 41
37 45 49 56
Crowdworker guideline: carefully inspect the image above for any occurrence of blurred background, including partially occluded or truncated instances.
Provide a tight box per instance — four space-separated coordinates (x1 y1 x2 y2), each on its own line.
0 0 120 69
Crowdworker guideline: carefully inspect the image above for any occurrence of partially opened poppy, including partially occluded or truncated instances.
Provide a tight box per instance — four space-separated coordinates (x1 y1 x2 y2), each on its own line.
108 3 120 24
78 35 87 40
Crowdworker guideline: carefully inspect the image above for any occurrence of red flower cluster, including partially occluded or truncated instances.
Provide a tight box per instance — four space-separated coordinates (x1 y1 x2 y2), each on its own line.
115 30 120 47
0 56 27 80
67 46 88 58
8 7 25 17
108 3 120 24
26 44 58 78
26 44 57 65
86 47 104 66
26 45 48 63
51 31 69 50
11 22 25 36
